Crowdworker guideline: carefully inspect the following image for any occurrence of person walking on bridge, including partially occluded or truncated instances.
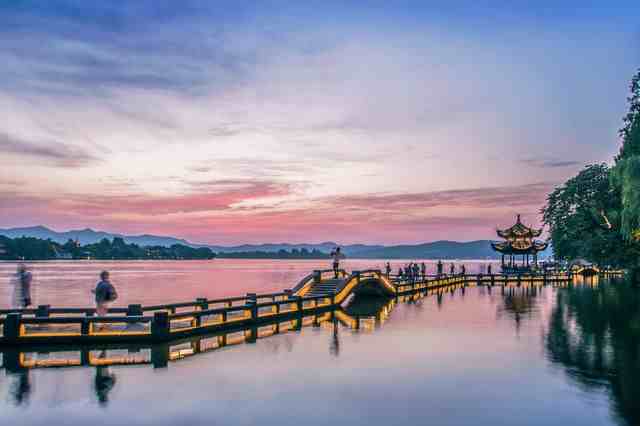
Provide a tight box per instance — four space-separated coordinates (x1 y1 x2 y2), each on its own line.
385 262 392 278
12 264 33 308
449 263 455 275
437 260 443 276
420 262 426 279
330 247 345 278
92 271 118 317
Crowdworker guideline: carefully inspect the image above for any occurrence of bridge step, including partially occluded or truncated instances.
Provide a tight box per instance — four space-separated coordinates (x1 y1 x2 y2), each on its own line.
305 279 345 297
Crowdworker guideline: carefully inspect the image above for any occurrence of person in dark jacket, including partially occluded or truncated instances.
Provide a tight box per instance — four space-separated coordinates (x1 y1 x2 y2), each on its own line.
92 271 118 317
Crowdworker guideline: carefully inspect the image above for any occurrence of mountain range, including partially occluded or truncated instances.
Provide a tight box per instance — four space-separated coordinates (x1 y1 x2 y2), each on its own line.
0 225 551 259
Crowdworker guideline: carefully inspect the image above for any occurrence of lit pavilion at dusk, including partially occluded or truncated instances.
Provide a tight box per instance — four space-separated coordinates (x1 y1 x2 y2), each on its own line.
491 214 548 273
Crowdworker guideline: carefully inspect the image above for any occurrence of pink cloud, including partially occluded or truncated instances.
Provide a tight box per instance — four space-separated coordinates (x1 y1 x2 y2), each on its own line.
0 182 554 245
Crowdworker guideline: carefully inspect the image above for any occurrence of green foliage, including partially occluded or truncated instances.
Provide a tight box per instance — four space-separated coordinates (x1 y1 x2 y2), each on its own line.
0 236 58 260
0 235 215 260
612 68 640 243
611 156 640 241
542 164 630 266
617 69 640 160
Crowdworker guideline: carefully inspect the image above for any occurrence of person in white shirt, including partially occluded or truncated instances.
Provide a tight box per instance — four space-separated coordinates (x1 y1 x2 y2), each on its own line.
330 247 345 278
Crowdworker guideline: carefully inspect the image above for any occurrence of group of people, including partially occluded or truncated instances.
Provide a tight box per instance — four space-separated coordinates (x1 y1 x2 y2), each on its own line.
393 262 427 281
383 260 472 279
11 265 118 316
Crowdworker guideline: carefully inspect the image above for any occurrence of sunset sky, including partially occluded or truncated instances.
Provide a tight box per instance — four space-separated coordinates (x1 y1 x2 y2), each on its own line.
1 1 638 245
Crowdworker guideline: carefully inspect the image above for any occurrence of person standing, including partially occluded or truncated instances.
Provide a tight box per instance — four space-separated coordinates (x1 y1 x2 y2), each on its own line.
461 264 466 275
487 264 493 275
420 262 426 279
330 247 345 278
92 271 118 317
385 262 392 278
13 264 32 308
450 263 455 275
437 260 443 276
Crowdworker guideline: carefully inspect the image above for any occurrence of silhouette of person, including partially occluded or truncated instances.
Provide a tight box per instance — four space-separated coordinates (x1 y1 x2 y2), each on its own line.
329 319 340 357
10 371 31 406
94 351 117 406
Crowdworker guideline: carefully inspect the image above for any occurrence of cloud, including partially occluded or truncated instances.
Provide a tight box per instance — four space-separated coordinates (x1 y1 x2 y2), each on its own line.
0 179 290 218
0 132 98 167
328 183 556 211
520 158 583 168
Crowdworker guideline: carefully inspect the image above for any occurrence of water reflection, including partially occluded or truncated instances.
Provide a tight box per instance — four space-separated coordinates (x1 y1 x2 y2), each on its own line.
545 277 639 426
1 278 635 426
497 285 543 333
94 351 117 406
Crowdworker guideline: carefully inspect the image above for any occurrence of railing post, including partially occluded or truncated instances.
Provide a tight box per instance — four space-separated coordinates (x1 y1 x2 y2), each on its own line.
80 349 90 366
151 312 170 341
5 313 21 342
127 304 143 317
196 298 208 310
81 317 91 336
246 293 258 320
36 304 50 318
151 343 169 369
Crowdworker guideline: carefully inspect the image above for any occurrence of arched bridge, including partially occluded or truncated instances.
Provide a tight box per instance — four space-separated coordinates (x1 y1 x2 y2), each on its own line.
291 269 397 304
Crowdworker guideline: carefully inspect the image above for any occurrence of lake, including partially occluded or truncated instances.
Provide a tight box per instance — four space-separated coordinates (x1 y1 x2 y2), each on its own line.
0 260 637 426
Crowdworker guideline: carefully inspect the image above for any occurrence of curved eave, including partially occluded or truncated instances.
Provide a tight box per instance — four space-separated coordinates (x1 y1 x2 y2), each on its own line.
491 241 547 255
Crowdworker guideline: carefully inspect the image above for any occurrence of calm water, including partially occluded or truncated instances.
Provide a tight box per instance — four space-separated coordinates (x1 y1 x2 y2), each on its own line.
0 260 637 426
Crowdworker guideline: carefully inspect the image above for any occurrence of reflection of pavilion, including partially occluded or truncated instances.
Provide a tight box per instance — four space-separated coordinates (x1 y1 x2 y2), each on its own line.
497 285 542 333
491 215 547 273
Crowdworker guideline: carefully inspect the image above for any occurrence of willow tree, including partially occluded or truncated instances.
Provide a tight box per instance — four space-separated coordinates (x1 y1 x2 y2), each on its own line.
611 69 640 280
543 69 640 280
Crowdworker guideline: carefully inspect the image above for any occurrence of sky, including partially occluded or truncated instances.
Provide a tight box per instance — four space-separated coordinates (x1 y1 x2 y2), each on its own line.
0 1 639 245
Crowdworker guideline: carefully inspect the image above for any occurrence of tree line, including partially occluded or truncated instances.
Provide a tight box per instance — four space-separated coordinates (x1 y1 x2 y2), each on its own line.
0 236 332 261
0 236 215 260
542 69 640 283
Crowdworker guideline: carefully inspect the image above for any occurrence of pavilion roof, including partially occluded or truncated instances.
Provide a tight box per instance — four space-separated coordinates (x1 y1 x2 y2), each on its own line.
496 214 543 239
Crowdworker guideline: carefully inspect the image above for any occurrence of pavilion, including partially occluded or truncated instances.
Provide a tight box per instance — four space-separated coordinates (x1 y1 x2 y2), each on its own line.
491 214 547 273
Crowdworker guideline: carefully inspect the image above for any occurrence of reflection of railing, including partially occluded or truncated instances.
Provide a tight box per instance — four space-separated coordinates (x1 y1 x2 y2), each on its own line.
0 270 624 347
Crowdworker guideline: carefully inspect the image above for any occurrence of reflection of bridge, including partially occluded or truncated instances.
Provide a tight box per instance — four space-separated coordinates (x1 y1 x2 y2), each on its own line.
0 269 623 347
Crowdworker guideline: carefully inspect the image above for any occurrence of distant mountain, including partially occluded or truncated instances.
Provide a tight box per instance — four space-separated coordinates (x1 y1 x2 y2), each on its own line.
354 240 497 259
207 242 385 256
0 226 194 247
0 225 551 259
